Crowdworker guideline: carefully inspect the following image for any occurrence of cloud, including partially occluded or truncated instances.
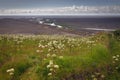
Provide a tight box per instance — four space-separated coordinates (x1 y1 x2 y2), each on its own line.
0 5 120 15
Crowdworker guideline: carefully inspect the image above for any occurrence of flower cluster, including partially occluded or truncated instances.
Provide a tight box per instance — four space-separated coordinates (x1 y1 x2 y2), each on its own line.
47 40 65 52
91 72 105 80
46 53 63 59
112 55 119 62
112 54 120 70
47 60 59 76
46 53 63 76
6 68 15 76
36 39 65 55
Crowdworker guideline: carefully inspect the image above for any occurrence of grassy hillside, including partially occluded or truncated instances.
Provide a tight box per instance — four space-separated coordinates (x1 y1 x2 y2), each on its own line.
0 33 120 80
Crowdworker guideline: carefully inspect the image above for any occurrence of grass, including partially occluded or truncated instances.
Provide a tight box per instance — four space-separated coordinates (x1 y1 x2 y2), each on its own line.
0 33 120 80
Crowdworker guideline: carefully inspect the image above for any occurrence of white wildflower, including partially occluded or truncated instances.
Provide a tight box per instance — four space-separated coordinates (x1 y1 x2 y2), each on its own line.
38 44 42 47
42 46 45 48
9 72 14 75
54 65 59 69
101 74 105 78
116 67 119 69
36 50 40 53
47 54 51 57
48 49 51 52
112 56 116 59
47 65 51 68
6 68 14 73
115 58 119 61
52 54 57 57
116 55 119 57
50 68 53 71
48 73 52 76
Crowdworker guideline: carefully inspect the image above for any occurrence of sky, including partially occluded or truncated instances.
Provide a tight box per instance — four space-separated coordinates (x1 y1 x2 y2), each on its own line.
0 0 120 9
0 0 120 15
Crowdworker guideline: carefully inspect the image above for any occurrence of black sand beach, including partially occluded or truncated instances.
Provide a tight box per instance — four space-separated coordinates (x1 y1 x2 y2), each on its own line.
0 16 120 35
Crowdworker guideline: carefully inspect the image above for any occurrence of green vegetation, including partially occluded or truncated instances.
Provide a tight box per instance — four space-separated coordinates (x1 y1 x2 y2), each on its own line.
113 29 120 40
0 32 120 80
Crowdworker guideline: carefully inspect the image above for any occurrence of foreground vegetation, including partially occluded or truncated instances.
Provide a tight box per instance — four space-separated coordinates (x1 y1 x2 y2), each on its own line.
0 32 120 80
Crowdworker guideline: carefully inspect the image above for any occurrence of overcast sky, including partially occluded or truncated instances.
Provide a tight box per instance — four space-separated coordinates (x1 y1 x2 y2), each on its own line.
0 0 120 15
0 0 120 9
